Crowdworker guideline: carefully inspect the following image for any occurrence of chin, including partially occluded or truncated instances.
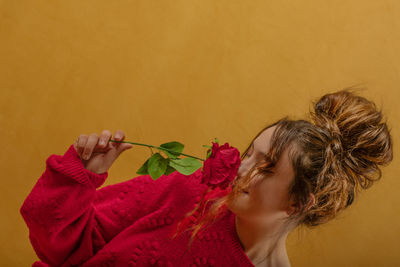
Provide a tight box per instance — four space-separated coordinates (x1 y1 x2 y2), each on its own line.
225 195 248 217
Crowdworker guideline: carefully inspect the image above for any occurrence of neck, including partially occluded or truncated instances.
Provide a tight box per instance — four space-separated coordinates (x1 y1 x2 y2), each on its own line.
235 216 291 267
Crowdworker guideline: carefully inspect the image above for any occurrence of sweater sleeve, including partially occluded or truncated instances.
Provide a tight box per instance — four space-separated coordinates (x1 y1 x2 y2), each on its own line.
19 144 159 267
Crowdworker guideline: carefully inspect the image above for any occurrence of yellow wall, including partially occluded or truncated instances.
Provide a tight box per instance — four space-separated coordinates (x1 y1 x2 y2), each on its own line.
1 1 399 266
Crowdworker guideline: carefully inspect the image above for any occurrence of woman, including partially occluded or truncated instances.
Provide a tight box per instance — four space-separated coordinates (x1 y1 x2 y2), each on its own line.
20 88 393 267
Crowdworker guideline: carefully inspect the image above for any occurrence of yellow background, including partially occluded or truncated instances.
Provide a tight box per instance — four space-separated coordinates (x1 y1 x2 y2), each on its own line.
1 1 399 266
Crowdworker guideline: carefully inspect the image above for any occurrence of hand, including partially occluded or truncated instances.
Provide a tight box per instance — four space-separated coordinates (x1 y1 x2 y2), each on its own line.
73 130 133 174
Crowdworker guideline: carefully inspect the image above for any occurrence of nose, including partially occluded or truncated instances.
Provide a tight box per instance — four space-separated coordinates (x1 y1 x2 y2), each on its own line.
236 159 260 189
237 158 251 178
236 165 246 180
236 162 252 185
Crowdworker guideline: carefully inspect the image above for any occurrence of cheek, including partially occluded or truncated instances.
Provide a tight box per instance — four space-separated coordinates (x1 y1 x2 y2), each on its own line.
253 182 289 211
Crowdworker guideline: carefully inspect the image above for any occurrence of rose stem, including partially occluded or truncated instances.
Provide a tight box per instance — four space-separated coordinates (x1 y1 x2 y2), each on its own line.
109 139 205 161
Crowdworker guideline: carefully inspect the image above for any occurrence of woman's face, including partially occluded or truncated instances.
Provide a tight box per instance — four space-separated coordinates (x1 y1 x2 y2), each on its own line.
227 126 296 223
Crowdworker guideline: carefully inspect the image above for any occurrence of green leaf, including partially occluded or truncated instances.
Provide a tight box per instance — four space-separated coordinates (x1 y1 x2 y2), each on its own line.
136 159 149 175
164 164 176 175
202 145 212 149
148 153 168 180
159 141 184 159
214 137 219 144
169 157 202 175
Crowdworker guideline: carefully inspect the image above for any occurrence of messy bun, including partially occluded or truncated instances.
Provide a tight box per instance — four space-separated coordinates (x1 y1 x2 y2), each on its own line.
312 89 392 196
299 88 393 226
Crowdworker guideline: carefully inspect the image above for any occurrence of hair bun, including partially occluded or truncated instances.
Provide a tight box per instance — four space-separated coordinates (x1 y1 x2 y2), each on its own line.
312 89 349 157
310 88 393 190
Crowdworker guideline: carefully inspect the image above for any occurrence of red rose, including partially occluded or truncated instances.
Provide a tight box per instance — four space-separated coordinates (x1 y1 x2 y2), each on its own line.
201 142 241 190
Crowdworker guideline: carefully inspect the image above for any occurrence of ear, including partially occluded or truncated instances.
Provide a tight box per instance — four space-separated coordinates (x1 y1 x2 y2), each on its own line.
285 193 315 216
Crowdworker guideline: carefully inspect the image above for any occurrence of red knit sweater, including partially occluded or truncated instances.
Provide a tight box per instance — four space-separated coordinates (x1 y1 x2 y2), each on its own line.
20 144 255 267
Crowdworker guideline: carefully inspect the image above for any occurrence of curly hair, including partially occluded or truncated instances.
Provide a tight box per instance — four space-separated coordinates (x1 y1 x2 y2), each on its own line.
171 87 394 250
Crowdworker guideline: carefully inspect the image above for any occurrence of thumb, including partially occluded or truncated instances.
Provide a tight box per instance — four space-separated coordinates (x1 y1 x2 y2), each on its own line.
119 143 134 152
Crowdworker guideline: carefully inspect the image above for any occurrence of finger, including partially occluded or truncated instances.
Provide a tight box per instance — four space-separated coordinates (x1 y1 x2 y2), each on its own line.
112 130 125 147
114 130 125 141
98 129 112 148
82 133 99 160
76 135 88 157
114 130 133 153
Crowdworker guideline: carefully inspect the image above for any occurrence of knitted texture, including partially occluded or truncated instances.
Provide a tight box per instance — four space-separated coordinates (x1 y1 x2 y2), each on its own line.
20 144 254 267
